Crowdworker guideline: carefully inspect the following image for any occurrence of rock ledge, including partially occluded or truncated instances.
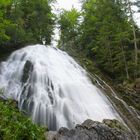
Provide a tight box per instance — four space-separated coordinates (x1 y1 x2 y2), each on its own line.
47 119 137 140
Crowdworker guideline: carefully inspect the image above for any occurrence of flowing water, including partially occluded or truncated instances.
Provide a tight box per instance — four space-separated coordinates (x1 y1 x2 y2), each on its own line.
0 44 121 130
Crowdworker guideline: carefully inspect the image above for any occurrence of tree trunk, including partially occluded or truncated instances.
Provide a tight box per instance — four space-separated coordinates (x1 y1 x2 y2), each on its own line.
121 45 129 79
106 40 113 73
127 0 138 70
108 46 113 73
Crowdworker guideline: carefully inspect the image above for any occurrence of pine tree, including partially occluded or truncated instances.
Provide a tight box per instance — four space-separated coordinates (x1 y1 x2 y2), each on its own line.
120 0 140 76
58 8 80 47
80 0 133 80
0 0 55 50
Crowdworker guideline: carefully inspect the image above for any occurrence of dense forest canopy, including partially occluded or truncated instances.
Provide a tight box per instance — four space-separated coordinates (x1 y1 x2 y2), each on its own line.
0 0 55 52
58 0 140 82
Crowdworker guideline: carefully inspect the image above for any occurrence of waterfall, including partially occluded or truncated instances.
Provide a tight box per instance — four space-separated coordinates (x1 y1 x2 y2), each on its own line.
0 44 121 130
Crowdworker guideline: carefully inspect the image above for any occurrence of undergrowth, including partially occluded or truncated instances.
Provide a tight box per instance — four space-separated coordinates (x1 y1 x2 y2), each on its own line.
0 95 46 140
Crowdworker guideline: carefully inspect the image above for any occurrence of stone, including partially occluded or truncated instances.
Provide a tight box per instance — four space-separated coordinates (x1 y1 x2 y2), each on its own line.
46 131 57 140
21 60 33 84
47 119 137 140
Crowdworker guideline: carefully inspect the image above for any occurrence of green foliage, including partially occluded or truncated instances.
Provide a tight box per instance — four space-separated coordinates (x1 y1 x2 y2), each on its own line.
82 0 140 81
0 0 12 45
58 0 140 82
58 8 80 47
15 0 55 44
0 98 46 140
0 0 55 51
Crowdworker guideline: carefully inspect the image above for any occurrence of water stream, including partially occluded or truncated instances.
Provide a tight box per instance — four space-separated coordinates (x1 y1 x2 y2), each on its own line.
0 44 121 130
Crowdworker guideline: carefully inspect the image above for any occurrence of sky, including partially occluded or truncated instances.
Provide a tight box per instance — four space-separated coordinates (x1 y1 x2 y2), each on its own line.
54 0 140 25
52 0 81 46
51 0 81 45
51 0 140 46
53 0 81 12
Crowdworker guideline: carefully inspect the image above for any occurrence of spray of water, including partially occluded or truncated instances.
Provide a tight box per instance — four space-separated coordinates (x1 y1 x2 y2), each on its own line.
0 44 120 130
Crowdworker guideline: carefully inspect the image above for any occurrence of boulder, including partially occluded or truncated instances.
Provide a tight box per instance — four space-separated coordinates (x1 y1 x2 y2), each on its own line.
47 119 137 140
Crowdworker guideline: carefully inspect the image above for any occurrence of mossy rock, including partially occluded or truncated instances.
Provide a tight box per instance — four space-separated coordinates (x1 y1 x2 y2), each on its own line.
103 119 127 131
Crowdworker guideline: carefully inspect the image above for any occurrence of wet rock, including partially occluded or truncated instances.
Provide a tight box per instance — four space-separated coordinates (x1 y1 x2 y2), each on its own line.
20 60 34 114
21 60 33 83
45 131 57 140
47 119 137 140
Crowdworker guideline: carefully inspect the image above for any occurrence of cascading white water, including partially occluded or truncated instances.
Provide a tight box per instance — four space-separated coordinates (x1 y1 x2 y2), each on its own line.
0 44 121 130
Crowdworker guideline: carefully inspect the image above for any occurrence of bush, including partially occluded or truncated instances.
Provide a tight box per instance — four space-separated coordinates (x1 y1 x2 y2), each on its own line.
0 99 46 140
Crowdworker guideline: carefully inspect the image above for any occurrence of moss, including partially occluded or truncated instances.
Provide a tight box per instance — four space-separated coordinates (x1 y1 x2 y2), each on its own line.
0 99 46 140
103 119 127 131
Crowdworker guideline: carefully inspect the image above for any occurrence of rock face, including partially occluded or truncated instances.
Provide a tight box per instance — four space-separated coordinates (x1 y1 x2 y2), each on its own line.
48 119 137 140
21 60 34 83
20 60 34 114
